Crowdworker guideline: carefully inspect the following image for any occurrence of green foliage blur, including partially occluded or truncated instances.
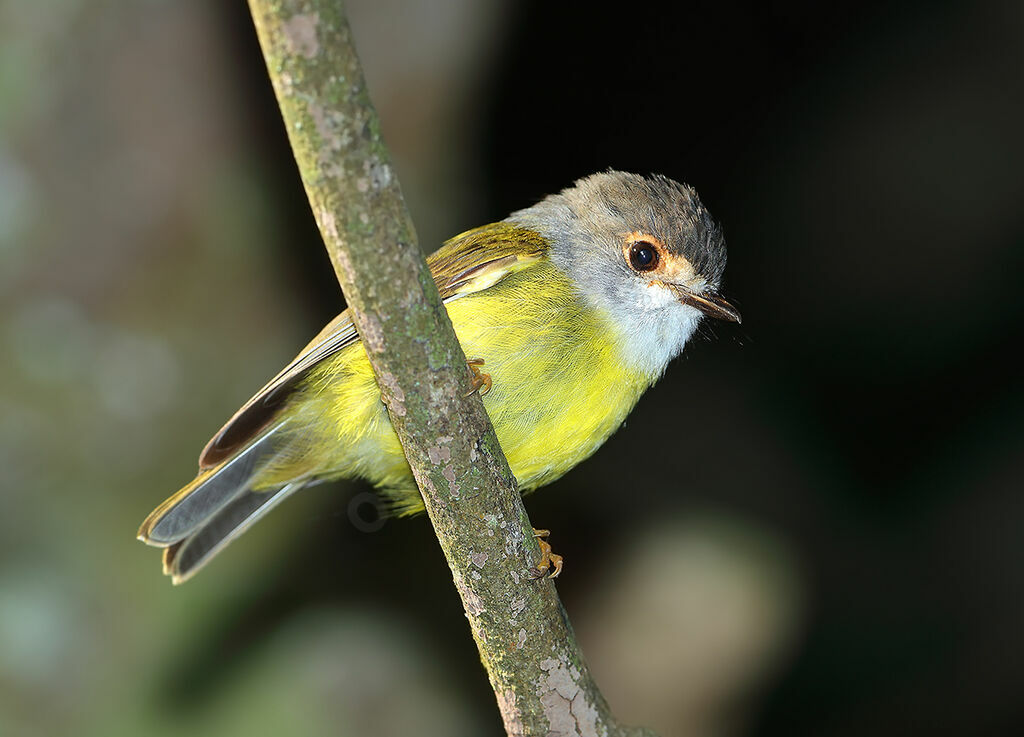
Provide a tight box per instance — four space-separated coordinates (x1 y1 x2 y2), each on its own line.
1 1 1021 736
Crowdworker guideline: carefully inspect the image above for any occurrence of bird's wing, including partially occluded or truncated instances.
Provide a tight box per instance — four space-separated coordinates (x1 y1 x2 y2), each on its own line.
198 313 360 467
197 222 547 468
428 221 547 300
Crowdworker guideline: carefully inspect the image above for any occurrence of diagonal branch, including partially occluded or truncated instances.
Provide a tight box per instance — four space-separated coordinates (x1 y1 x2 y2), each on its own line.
247 2 656 735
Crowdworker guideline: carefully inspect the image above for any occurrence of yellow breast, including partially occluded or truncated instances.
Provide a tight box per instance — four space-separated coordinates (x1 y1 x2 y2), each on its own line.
446 262 651 490
265 261 651 514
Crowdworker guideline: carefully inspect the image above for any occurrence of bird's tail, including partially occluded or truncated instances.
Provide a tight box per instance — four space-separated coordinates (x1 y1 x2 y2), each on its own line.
137 421 307 584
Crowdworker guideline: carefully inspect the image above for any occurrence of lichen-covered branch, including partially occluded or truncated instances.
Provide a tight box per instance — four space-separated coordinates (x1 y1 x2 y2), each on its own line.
246 2 655 734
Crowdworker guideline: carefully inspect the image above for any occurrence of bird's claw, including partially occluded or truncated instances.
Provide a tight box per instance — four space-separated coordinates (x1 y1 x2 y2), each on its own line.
465 358 492 397
528 528 563 579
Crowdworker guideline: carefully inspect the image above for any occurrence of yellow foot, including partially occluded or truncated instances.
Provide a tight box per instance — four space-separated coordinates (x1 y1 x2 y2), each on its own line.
465 358 492 397
529 528 563 579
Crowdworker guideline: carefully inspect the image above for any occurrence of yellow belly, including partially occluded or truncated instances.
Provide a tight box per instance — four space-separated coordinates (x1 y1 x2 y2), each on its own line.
260 263 652 514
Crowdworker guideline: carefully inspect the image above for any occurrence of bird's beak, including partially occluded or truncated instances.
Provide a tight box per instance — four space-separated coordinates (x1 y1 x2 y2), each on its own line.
669 285 742 323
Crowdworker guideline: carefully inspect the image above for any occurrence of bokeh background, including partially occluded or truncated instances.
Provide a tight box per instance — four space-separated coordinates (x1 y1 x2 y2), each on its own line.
2 1 1022 735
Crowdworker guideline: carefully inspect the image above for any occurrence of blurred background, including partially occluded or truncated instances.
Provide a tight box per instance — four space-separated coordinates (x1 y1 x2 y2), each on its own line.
2 0 1022 735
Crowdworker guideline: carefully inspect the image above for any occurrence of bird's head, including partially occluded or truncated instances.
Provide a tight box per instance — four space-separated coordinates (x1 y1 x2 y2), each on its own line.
508 170 740 378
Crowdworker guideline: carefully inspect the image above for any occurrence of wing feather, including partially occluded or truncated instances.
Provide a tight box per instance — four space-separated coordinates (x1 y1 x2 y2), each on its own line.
199 313 359 467
197 222 548 468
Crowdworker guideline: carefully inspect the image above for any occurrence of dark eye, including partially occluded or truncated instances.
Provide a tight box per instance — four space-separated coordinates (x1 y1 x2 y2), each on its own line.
628 241 659 272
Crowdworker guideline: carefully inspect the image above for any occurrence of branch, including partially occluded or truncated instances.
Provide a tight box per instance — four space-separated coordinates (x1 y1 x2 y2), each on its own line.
247 2 655 734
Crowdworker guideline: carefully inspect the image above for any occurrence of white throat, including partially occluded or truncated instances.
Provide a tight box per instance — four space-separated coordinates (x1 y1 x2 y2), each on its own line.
604 286 704 379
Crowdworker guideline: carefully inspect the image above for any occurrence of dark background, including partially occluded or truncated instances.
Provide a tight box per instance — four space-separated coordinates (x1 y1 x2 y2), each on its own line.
2 1 1021 736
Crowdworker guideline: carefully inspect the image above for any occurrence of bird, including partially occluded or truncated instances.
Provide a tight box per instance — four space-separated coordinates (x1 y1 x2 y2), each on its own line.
138 170 741 583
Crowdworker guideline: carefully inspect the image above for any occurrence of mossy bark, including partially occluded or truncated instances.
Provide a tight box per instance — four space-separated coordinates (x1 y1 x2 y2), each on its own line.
247 2 656 735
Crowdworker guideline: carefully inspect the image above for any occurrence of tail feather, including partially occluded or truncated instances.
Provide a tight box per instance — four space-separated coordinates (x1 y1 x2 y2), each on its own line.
137 421 287 546
138 420 310 583
162 482 305 584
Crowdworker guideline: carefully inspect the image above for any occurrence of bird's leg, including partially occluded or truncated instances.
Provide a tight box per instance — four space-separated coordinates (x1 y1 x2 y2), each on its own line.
528 528 563 579
465 358 492 397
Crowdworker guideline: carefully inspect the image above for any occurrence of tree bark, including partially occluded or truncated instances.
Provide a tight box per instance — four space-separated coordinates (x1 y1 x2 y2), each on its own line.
246 2 656 735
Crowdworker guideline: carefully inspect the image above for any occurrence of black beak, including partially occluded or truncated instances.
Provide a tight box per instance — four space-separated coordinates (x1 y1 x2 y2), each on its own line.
671 287 742 323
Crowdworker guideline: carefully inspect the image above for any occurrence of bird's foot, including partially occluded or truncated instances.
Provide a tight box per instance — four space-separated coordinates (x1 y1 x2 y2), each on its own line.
528 528 563 579
465 358 492 397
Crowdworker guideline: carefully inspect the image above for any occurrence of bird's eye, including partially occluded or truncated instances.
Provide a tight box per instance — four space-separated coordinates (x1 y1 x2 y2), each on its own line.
628 241 659 272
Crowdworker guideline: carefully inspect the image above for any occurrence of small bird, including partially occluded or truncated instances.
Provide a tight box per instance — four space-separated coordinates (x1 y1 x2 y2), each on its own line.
138 171 741 583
